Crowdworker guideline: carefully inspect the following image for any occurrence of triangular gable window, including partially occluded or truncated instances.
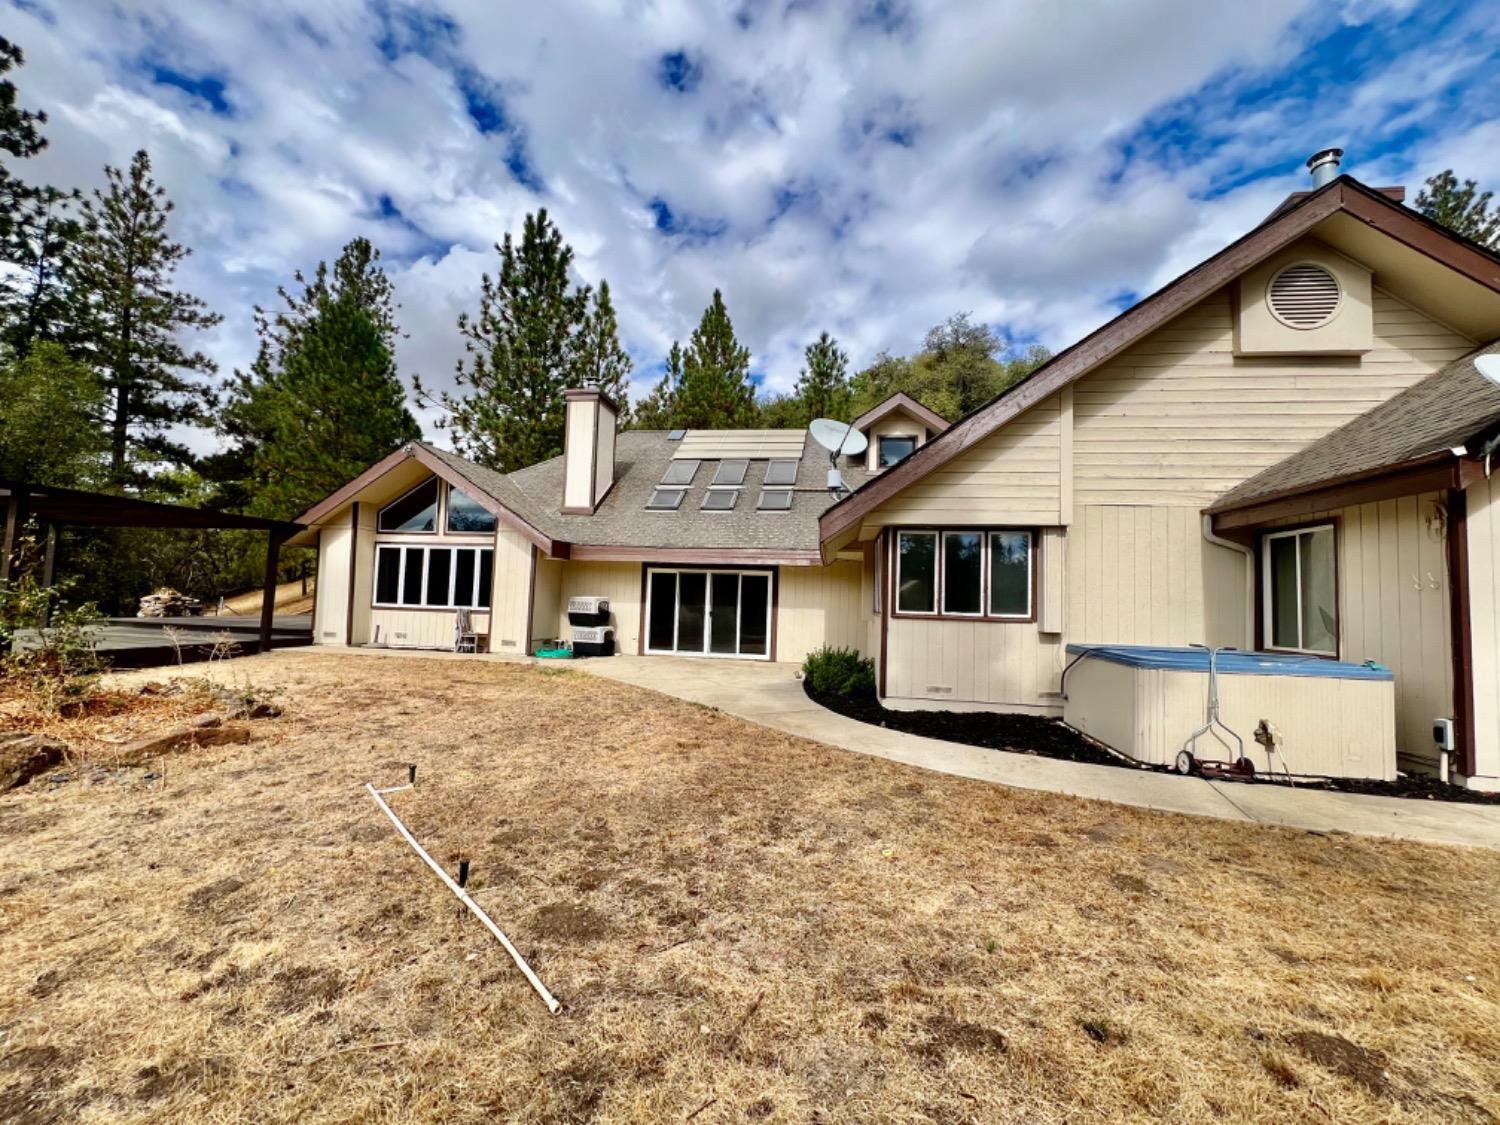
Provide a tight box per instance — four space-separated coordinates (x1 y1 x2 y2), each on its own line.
378 478 439 532
447 486 498 533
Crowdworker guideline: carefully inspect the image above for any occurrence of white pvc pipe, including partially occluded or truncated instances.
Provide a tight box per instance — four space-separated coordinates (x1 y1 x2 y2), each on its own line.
363 782 562 1014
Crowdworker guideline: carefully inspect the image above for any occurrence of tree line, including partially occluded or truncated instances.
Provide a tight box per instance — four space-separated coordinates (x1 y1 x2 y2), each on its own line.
4 31 1498 607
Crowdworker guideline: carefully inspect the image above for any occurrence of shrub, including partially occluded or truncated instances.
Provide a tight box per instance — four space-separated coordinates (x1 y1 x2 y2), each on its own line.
802 645 876 698
0 525 103 710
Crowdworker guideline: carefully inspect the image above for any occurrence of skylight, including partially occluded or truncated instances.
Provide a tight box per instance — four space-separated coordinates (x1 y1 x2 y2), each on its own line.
764 459 798 486
661 460 699 486
646 487 686 511
713 459 749 486
702 489 737 511
758 489 793 511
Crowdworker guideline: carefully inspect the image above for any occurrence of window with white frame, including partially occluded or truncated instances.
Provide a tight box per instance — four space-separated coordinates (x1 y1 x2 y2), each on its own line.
1262 524 1336 655
895 529 1033 619
375 545 493 609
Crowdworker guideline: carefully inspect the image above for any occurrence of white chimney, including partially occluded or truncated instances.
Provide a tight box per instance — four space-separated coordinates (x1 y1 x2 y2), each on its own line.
562 388 618 514
1307 147 1343 189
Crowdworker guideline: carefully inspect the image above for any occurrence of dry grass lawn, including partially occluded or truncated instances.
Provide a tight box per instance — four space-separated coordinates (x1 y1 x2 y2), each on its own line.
1 650 1498 1123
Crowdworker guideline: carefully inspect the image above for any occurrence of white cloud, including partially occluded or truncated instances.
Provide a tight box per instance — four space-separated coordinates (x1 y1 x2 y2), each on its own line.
8 0 1498 456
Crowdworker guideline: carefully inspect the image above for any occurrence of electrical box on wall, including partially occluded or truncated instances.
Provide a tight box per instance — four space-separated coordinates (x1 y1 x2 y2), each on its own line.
1235 241 1373 356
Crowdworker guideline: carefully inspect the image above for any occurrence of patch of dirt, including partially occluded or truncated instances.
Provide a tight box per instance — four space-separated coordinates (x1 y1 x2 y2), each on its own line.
1108 873 1154 896
530 902 611 943
913 1015 1008 1063
184 876 246 913
270 966 346 1013
548 1056 610 1119
1080 1017 1129 1046
1285 1031 1390 1095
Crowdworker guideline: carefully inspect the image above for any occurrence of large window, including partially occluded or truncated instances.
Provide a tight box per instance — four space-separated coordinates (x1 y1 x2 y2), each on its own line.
1263 525 1336 655
375 545 493 609
378 478 439 532
895 529 1033 619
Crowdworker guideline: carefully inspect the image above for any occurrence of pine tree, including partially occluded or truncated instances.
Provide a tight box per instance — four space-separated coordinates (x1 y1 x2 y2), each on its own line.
630 342 682 430
792 331 851 423
674 289 755 429
0 37 81 357
0 341 107 486
1416 169 1499 249
72 150 220 487
216 237 421 518
417 209 592 470
576 279 632 415
243 296 420 518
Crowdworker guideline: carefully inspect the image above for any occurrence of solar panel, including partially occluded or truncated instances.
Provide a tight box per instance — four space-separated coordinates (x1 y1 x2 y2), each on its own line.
713 459 749 486
702 489 738 511
764 459 798 486
758 489 793 511
645 487 685 510
661 460 699 485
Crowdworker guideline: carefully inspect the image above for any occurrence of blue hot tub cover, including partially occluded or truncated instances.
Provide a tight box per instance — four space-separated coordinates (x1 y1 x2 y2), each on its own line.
1064 644 1393 681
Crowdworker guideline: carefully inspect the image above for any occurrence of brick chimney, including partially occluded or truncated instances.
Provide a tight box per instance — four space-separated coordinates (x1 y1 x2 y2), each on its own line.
562 388 618 514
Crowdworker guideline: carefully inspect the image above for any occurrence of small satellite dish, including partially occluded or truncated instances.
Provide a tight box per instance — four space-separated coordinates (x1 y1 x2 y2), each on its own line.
808 418 869 458
1476 354 1500 388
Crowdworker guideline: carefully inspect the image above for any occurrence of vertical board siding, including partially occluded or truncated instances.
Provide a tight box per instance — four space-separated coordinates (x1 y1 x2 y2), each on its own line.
884 616 1065 711
531 554 563 648
350 506 376 644
1262 494 1454 766
1071 284 1473 507
554 561 643 655
1067 504 1248 649
368 608 492 649
1465 477 1500 784
313 519 352 644
778 561 864 663
488 528 534 654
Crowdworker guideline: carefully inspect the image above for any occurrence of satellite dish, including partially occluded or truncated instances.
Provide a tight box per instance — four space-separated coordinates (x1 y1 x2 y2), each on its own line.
1477 354 1500 388
808 418 869 458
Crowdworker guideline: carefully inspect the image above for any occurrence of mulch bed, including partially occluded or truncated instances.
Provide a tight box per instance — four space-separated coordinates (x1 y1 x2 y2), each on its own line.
805 686 1129 769
806 685 1500 806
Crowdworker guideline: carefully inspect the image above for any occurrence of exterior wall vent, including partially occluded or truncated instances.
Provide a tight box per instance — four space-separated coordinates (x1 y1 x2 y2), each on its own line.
1267 262 1342 329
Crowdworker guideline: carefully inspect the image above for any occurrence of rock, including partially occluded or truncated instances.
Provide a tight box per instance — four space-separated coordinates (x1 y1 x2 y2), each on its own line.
233 702 283 720
0 735 67 790
193 715 224 730
116 724 253 764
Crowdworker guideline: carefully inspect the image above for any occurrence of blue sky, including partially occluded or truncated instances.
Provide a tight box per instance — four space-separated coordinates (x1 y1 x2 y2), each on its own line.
10 0 1500 442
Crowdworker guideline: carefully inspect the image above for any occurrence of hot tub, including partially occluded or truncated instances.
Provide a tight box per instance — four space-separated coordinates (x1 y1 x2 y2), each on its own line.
1062 645 1396 781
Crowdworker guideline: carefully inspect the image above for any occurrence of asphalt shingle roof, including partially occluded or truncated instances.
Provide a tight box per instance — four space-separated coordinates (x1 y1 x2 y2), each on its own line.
1210 340 1500 511
422 431 868 552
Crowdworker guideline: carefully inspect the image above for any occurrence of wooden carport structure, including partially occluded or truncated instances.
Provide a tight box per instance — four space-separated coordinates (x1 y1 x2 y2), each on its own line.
0 479 303 653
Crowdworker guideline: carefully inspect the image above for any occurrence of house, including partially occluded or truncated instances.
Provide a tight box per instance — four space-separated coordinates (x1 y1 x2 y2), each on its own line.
292 152 1500 791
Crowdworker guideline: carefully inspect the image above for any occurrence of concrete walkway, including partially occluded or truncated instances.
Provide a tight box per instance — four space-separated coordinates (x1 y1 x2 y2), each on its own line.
579 655 1500 850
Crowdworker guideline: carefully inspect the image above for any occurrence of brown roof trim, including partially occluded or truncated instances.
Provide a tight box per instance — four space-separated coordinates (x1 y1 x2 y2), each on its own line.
566 544 823 566
850 392 950 435
1265 184 1405 222
819 177 1500 547
1207 453 1466 531
293 444 565 557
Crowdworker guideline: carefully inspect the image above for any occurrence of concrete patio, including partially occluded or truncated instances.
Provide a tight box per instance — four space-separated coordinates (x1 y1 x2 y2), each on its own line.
579 654 1500 850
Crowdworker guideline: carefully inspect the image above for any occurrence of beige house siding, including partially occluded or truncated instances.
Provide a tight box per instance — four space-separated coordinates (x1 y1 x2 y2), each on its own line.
350 505 377 644
777 560 864 663
1071 282 1473 508
1465 476 1500 787
861 393 1063 526
883 613 1065 713
313 516 352 644
864 408 933 473
531 553 563 650
1259 494 1454 769
553 561 643 655
367 608 491 650
487 528 534 654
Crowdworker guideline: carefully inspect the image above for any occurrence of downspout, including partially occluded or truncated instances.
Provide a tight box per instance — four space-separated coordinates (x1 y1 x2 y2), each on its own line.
1202 514 1255 650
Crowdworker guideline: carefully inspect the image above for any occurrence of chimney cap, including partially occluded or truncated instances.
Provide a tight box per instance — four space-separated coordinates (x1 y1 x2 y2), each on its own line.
1306 147 1344 188
563 386 621 414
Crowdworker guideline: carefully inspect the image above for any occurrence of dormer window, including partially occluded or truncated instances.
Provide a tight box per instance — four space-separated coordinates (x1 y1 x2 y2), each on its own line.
378 478 439 532
877 435 917 468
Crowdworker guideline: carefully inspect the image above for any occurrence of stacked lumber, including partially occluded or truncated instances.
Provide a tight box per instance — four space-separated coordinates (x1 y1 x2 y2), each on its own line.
136 588 204 618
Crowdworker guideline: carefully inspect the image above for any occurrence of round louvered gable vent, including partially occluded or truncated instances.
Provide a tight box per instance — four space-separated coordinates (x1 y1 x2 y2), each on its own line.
1267 262 1342 329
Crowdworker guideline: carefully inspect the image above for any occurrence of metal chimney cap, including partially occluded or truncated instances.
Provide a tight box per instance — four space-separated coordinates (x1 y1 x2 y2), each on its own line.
1306 147 1344 188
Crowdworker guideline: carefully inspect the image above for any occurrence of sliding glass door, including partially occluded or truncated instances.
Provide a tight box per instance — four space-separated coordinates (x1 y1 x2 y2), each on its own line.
645 569 772 659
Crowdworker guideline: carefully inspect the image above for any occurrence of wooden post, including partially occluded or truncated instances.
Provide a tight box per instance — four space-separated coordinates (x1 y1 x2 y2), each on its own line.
1 494 22 584
38 522 57 627
260 531 286 654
